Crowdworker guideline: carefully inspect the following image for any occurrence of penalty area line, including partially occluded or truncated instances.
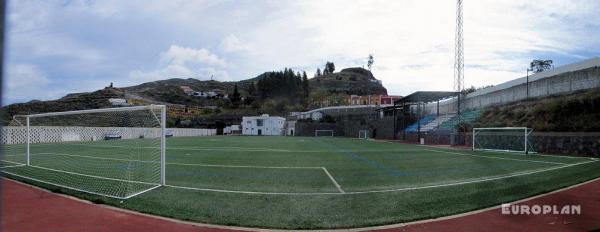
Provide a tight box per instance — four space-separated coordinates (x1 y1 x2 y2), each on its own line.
322 167 344 193
422 148 568 165
163 160 598 195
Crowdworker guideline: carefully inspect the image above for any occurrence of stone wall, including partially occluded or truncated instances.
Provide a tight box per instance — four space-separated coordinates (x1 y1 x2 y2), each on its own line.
405 131 599 157
295 116 398 139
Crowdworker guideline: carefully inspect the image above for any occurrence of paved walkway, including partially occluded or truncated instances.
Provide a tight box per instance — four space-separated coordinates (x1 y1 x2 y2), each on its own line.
2 178 599 231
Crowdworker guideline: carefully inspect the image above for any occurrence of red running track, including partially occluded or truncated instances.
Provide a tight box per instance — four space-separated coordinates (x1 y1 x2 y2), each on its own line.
2 178 600 232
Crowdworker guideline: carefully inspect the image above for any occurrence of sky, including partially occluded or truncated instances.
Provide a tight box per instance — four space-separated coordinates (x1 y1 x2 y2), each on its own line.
3 0 600 105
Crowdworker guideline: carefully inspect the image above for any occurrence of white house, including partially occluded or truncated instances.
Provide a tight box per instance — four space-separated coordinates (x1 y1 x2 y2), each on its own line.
242 114 285 136
108 98 129 106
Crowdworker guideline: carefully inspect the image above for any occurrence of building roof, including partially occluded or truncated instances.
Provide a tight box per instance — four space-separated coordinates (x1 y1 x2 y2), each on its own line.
395 91 459 104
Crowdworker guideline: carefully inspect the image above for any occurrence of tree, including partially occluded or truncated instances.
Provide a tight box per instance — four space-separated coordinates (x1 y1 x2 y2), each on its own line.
231 84 241 107
302 71 309 98
315 68 322 77
530 60 553 73
325 61 335 74
367 54 374 71
247 82 256 96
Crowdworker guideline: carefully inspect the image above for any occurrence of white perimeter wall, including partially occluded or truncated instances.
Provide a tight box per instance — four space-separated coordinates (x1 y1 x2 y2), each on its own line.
1 126 216 145
425 57 600 115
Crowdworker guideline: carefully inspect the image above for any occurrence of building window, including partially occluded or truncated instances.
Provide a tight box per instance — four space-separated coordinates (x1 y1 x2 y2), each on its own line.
256 119 263 126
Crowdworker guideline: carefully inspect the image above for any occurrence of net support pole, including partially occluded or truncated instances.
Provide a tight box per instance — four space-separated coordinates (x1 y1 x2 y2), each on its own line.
524 128 528 155
159 105 166 185
26 116 30 166
472 128 475 151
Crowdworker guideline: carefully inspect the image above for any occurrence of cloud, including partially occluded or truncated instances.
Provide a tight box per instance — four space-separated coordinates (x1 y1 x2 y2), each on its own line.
160 45 225 67
219 34 253 53
129 45 229 82
3 64 53 103
4 0 600 104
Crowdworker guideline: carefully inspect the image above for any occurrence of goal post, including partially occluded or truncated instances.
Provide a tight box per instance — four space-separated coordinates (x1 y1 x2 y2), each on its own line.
358 130 369 139
1 105 166 199
472 127 534 154
315 130 334 137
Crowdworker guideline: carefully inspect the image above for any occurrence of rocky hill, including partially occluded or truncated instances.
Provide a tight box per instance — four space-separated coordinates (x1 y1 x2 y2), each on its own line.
2 67 387 123
310 68 387 95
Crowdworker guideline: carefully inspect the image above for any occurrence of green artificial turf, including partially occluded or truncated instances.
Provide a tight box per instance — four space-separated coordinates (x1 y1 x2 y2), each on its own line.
2 136 599 229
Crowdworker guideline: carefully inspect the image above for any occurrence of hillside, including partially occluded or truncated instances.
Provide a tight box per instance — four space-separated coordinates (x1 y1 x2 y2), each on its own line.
2 67 387 123
475 88 600 132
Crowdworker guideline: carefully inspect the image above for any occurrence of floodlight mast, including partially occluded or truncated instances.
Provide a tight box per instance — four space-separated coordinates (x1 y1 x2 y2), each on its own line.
454 0 464 123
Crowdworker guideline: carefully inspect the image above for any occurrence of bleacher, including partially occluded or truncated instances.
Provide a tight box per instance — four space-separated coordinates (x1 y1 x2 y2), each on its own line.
421 114 455 131
437 110 481 130
404 110 481 132
404 115 435 132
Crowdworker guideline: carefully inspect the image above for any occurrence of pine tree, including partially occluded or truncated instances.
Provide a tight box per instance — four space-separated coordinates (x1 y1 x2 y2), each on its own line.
248 82 256 96
231 84 241 106
302 71 309 98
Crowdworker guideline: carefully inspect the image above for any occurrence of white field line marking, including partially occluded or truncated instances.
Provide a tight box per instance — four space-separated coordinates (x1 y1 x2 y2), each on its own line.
54 143 290 152
1 170 158 200
2 154 20 157
30 153 322 169
124 185 162 199
416 144 594 161
27 164 158 186
422 149 568 165
25 142 429 153
322 167 344 193
34 152 158 163
0 164 26 169
167 162 321 169
0 159 25 165
164 160 598 195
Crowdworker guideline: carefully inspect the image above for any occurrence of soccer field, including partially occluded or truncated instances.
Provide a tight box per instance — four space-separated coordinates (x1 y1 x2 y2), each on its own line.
2 136 599 229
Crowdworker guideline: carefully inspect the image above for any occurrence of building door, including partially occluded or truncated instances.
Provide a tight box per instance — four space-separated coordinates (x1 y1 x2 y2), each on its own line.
291 130 294 136
258 129 262 135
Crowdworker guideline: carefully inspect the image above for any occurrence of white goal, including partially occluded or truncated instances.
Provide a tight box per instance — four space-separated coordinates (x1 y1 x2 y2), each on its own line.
358 130 369 139
0 105 166 199
472 127 534 154
315 130 334 137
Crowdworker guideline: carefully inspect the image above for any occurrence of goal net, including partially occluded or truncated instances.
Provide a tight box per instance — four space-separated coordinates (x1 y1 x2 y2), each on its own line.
0 105 166 199
473 127 534 154
315 130 334 137
358 130 369 139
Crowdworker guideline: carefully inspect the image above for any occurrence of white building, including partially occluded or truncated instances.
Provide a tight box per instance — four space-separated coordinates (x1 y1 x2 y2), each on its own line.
242 114 285 136
108 98 129 106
